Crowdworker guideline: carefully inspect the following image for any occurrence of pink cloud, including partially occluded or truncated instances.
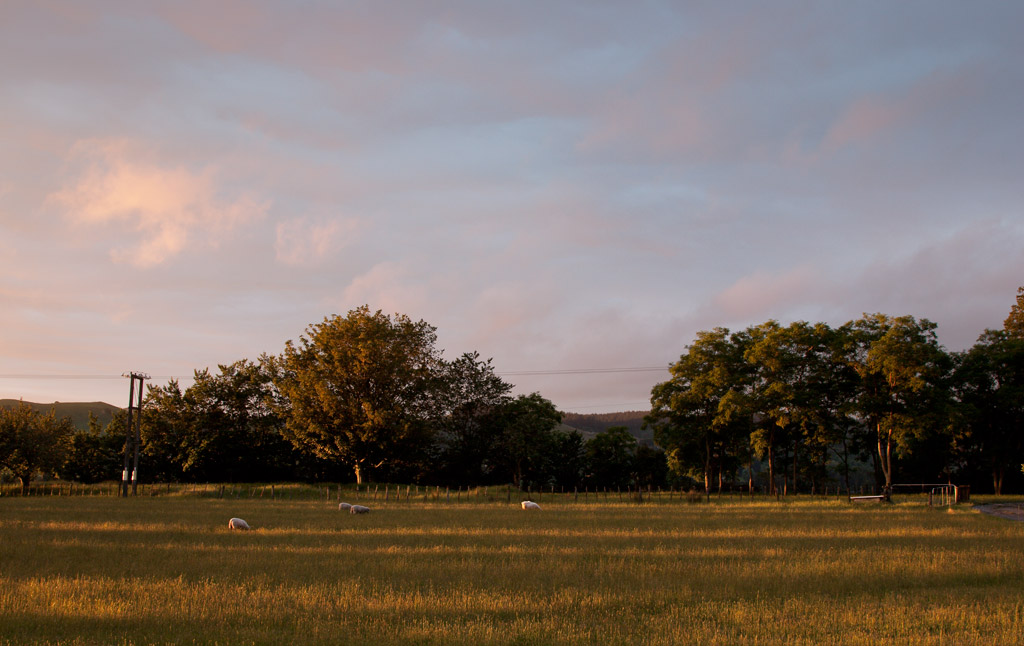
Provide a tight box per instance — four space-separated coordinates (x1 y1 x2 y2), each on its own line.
825 96 908 149
48 139 268 267
339 262 433 316
713 266 820 321
824 67 975 151
274 217 359 266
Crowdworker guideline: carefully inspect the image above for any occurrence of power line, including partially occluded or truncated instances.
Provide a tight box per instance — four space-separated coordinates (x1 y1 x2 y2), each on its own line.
497 367 667 376
0 374 184 381
0 374 127 380
2 366 669 380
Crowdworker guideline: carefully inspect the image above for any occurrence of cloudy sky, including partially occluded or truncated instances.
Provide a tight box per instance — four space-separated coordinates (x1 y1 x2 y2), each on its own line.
2 1 1022 413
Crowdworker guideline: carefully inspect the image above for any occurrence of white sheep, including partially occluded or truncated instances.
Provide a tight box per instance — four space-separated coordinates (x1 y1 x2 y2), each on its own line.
349 504 371 514
521 500 541 511
338 502 352 511
228 517 250 530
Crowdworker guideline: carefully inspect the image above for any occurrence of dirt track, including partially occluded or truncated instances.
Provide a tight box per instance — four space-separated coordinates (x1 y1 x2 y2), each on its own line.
974 503 1024 521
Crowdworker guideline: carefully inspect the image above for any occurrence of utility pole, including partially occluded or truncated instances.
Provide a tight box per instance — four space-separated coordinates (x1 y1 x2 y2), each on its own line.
121 372 148 497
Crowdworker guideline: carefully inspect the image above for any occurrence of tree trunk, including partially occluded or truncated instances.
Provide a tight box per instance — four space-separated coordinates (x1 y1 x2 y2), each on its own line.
876 422 893 498
767 442 776 495
354 463 364 485
791 439 798 495
747 454 754 495
841 436 851 495
703 435 712 497
993 466 1004 496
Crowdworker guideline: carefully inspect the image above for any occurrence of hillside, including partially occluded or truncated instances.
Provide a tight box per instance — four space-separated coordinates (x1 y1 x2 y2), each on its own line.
560 410 653 445
1 399 654 444
0 400 120 431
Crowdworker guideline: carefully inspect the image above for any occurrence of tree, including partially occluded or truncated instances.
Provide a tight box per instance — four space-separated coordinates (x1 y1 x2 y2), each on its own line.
140 380 193 481
431 352 513 485
62 412 123 484
274 307 443 484
633 443 669 489
745 321 859 494
493 392 562 488
1004 286 1024 338
0 401 74 491
952 329 1024 493
549 429 587 489
647 328 750 497
585 426 637 489
849 314 952 496
185 359 296 482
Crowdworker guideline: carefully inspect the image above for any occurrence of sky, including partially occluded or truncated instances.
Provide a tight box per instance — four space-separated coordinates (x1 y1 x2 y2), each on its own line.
2 1 1023 414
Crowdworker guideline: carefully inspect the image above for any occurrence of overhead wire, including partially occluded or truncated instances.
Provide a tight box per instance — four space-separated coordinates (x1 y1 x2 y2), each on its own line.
2 366 669 380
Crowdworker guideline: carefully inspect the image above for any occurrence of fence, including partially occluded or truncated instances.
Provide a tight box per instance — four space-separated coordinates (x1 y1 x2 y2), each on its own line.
0 480 903 504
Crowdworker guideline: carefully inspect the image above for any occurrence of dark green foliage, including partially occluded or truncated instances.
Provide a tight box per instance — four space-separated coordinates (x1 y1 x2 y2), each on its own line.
633 443 669 488
585 426 637 489
950 329 1024 493
0 401 74 489
430 352 514 486
492 392 563 488
647 328 750 495
648 314 964 495
61 411 124 483
142 360 302 483
548 429 588 489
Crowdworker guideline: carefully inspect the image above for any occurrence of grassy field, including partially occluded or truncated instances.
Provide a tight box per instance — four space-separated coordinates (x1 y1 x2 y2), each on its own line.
2 494 1023 645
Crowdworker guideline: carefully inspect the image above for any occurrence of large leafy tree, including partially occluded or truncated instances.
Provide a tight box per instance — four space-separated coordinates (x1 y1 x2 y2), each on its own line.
548 429 588 489
0 401 74 491
647 328 750 496
952 331 1024 493
185 359 295 482
493 392 562 488
142 359 305 483
62 412 124 484
745 321 859 494
585 426 637 489
274 306 443 484
140 380 194 481
431 352 513 485
849 314 952 495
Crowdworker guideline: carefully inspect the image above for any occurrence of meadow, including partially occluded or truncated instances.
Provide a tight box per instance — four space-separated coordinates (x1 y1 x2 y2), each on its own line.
1 492 1023 645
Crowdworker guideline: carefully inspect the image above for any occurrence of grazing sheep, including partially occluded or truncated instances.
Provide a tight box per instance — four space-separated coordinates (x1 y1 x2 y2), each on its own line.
521 500 541 511
338 502 352 511
349 504 371 514
228 517 250 531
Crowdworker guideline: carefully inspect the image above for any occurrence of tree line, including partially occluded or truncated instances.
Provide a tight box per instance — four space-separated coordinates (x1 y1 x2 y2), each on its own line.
647 288 1024 496
3 290 1023 494
1 306 665 492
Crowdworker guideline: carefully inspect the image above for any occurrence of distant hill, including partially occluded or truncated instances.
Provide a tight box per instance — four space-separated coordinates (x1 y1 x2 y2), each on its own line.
0 399 654 443
0 400 121 431
560 410 653 445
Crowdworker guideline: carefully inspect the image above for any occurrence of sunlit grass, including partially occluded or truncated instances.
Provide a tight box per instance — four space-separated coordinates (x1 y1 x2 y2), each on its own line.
2 496 1022 645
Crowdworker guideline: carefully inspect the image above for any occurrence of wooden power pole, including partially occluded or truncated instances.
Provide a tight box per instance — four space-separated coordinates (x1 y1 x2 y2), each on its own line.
121 372 148 497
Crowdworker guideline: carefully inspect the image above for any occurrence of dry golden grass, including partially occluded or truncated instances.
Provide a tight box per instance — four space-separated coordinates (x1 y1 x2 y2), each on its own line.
1 495 1022 645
